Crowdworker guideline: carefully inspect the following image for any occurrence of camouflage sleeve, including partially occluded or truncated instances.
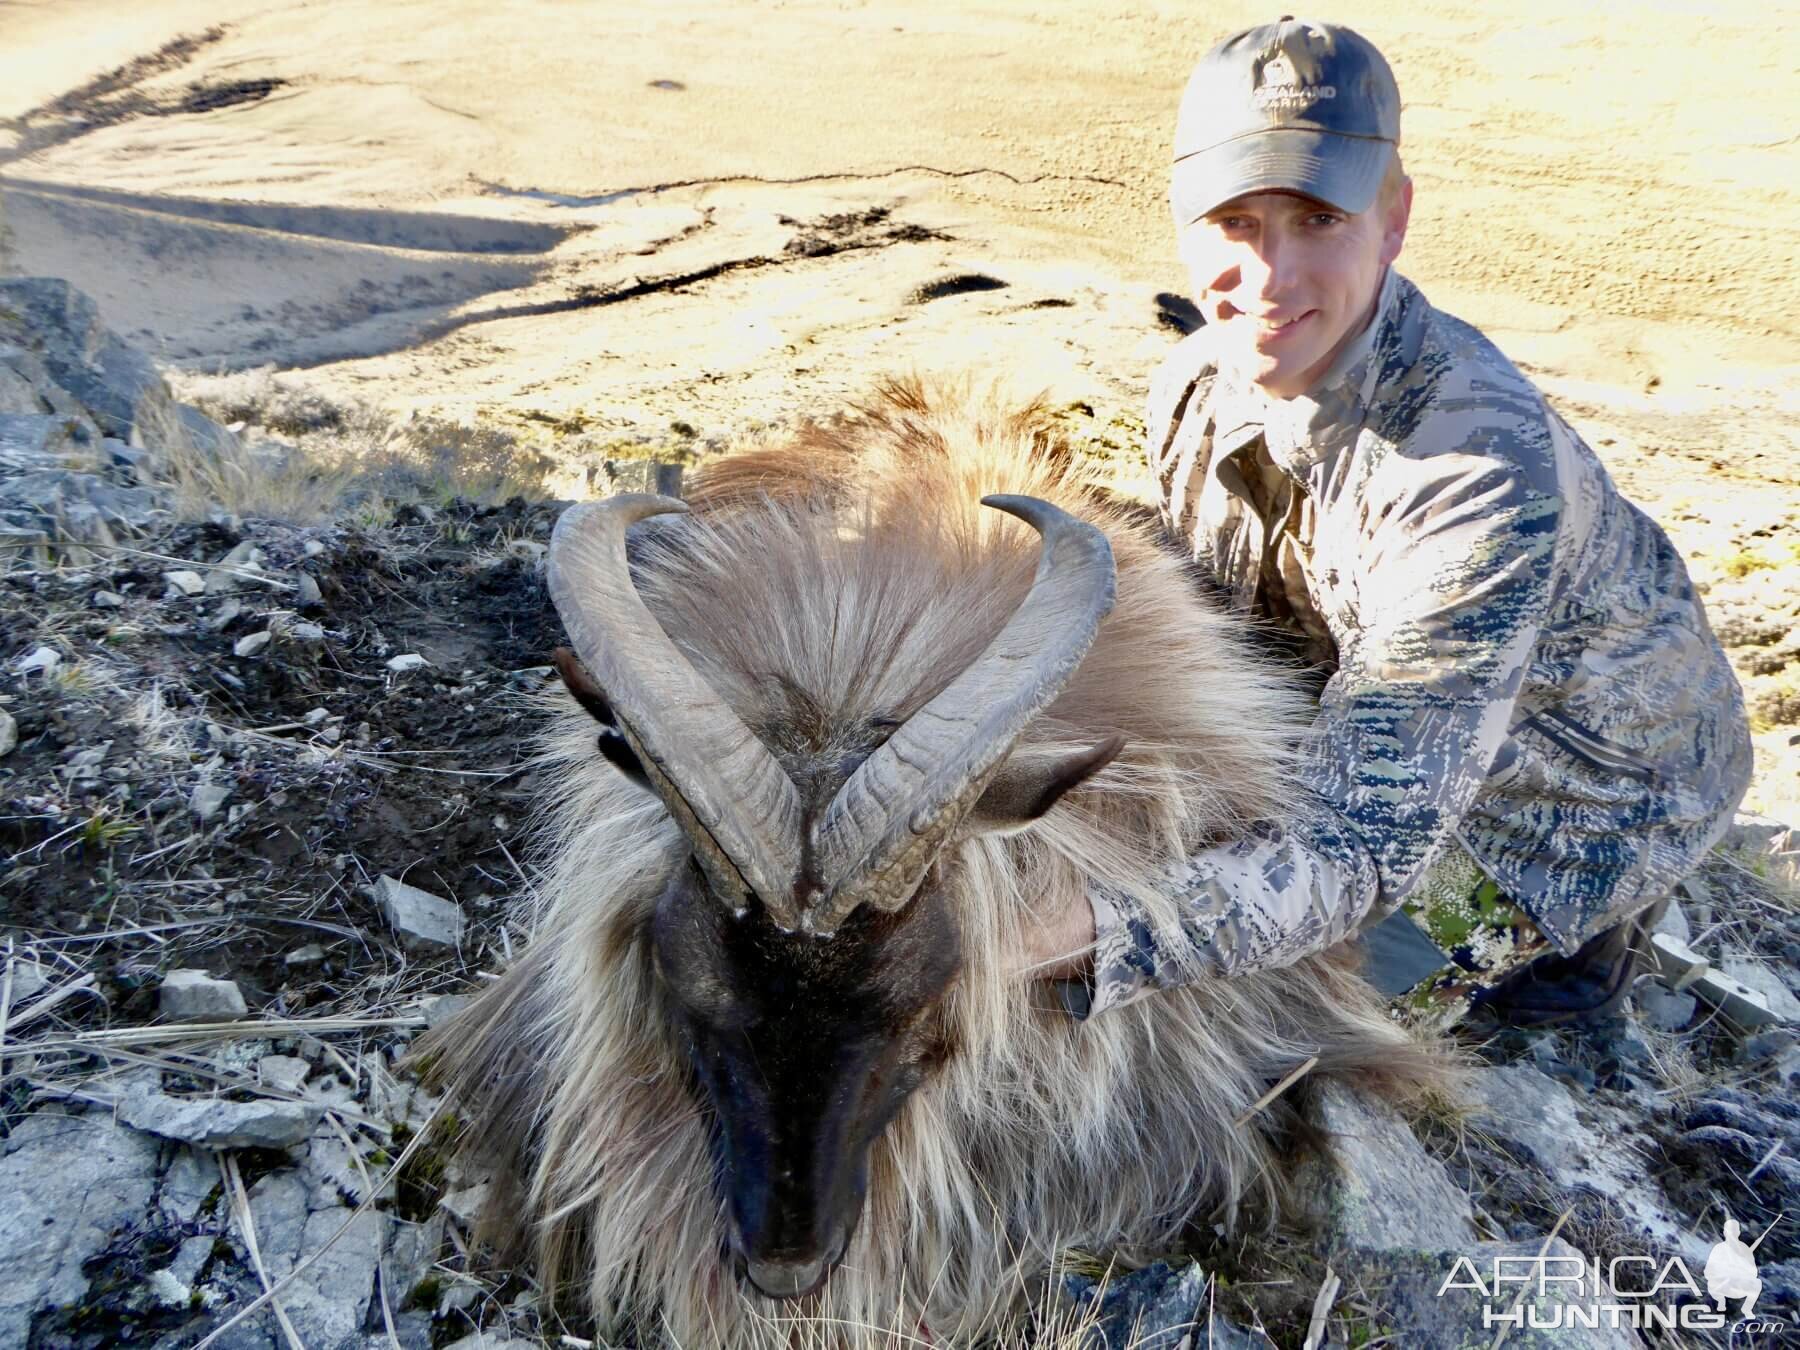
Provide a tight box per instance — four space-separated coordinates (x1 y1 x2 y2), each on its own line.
1075 435 1564 1019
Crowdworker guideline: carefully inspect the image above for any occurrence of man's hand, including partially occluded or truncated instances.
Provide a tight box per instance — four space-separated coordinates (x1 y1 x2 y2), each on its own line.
1011 894 1098 980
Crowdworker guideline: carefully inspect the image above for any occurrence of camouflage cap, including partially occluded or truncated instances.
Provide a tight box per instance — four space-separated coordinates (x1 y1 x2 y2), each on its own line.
1172 17 1400 226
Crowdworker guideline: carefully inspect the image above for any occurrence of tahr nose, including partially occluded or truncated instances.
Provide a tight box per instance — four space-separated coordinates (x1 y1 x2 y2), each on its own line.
745 1254 829 1301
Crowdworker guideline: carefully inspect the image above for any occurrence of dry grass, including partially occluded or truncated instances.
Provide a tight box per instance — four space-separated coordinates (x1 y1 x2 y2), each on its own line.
162 367 569 523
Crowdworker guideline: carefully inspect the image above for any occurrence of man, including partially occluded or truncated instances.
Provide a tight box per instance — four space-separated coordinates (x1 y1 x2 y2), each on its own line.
1037 17 1753 1029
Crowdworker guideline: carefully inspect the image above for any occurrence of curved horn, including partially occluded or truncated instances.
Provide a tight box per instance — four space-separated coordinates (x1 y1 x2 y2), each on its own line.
547 495 805 925
804 494 1117 932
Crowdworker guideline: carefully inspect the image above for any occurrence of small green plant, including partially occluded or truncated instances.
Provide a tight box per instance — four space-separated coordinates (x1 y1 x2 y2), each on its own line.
80 811 139 848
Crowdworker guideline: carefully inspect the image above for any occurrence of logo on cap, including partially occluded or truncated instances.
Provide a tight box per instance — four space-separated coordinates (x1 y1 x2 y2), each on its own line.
1254 35 1337 108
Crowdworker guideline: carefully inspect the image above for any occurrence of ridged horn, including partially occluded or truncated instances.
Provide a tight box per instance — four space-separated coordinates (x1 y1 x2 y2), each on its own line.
547 495 805 926
803 494 1117 933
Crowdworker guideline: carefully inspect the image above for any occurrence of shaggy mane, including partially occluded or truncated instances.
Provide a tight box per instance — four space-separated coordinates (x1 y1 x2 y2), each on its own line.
415 374 1455 1347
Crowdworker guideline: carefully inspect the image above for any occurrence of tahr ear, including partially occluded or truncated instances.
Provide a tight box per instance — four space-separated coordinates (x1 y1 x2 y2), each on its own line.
963 734 1125 837
552 646 651 791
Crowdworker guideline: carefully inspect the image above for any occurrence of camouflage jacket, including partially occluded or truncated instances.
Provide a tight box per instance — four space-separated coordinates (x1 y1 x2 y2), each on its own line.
1079 268 1752 1018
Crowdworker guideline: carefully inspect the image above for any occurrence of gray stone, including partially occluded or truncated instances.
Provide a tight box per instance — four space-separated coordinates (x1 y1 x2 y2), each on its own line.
119 1084 323 1151
1300 1080 1476 1253
92 589 125 608
599 459 684 498
1060 1260 1268 1350
1331 1238 1640 1349
239 1168 390 1350
158 1146 219 1225
232 630 273 659
386 652 428 673
160 968 248 1021
0 707 15 757
6 954 50 1001
1467 1064 1705 1266
377 875 465 952
165 568 206 597
0 523 50 564
0 278 176 445
296 571 324 608
384 1212 445 1313
1720 954 1800 1022
285 943 327 967
167 1233 216 1291
191 782 232 822
0 1110 162 1345
438 1181 490 1227
1650 932 1785 1029
0 362 45 414
1727 811 1794 855
1634 978 1698 1031
258 1054 312 1095
0 411 80 463
206 540 263 595
441 1335 546 1350
16 642 60 675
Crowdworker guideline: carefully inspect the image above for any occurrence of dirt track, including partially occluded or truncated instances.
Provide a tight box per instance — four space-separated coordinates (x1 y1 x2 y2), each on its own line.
2 0 1797 811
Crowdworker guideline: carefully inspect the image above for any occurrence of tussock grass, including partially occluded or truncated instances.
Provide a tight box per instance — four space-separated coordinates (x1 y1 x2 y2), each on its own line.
163 367 568 523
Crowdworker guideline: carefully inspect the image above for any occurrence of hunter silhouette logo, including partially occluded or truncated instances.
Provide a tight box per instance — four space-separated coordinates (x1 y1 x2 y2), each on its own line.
1436 1211 1786 1333
1704 1215 1763 1318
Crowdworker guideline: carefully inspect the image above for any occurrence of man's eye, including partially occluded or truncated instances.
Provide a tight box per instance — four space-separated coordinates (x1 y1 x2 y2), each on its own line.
1307 212 1343 227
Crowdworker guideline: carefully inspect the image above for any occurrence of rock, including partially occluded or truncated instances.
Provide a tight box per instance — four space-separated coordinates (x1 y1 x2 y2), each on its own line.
442 1332 541 1350
258 1054 312 1095
377 875 465 952
599 459 684 498
165 569 206 597
159 968 249 1021
1719 954 1800 1022
1299 1080 1476 1253
91 589 125 608
1060 1260 1269 1349
158 1146 218 1226
1332 1238 1641 1349
296 571 324 608
0 524 50 565
384 1211 445 1314
205 540 264 595
284 943 326 966
0 279 177 446
0 707 15 757
232 630 273 658
240 1169 390 1349
6 955 51 1002
418 993 472 1029
365 1311 435 1349
1467 1063 1705 1265
438 1181 490 1227
1651 897 1691 944
16 643 60 676
191 781 232 822
1634 977 1697 1031
386 652 428 673
1651 932 1785 1029
0 1109 163 1345
1727 811 1794 855
119 1083 323 1150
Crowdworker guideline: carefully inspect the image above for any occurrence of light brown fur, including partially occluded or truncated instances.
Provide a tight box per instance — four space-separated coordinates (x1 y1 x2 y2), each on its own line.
415 375 1453 1346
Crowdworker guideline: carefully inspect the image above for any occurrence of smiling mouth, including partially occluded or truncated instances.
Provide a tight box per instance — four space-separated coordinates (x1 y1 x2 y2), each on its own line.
1246 310 1313 341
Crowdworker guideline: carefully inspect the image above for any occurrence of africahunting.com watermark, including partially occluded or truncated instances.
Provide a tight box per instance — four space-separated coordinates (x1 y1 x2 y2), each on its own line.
1437 1215 1786 1335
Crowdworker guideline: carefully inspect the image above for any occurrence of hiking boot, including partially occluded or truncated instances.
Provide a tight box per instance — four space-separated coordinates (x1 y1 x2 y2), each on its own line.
1471 896 1669 1028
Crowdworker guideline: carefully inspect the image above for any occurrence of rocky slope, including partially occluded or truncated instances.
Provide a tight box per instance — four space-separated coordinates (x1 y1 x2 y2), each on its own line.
2 283 1798 1348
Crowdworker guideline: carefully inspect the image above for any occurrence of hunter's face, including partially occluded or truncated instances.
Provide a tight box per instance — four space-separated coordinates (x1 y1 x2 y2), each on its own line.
1178 183 1410 399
